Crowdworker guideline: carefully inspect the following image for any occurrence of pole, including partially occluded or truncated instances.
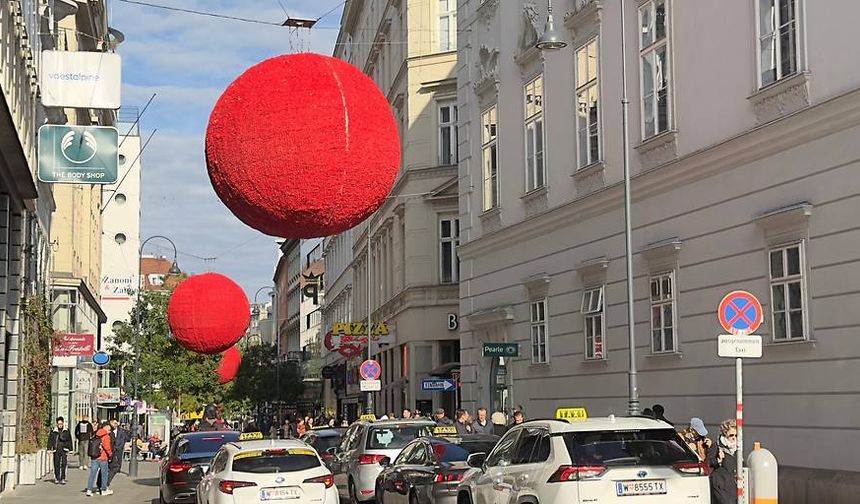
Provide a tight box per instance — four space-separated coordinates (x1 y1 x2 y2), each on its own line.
129 282 141 477
365 231 374 415
274 287 280 424
620 0 640 416
737 357 744 504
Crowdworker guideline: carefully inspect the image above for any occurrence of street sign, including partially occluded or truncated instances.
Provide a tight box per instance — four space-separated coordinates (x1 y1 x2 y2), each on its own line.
92 351 111 367
360 359 381 381
718 334 763 359
718 290 763 334
359 379 381 392
38 125 118 184
481 342 519 358
421 378 456 392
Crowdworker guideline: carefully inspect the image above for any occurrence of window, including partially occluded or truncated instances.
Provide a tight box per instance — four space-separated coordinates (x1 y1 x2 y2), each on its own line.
757 0 798 87
366 426 427 450
650 271 676 353
114 193 126 205
530 299 548 363
114 233 127 245
512 427 548 464
438 103 458 165
524 75 545 191
439 217 460 284
639 0 670 138
438 0 456 51
582 286 605 360
481 105 499 211
486 429 521 467
769 242 806 340
575 38 600 168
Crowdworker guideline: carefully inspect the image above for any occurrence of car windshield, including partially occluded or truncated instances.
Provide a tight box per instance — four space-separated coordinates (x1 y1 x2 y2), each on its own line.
232 451 320 474
179 433 239 455
366 425 427 450
563 429 696 466
432 440 498 463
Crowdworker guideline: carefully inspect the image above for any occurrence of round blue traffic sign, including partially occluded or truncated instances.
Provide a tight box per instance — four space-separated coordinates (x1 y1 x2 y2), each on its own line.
92 351 111 366
718 291 763 334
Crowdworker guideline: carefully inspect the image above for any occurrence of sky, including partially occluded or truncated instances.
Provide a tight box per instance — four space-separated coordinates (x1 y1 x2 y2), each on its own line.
110 0 341 297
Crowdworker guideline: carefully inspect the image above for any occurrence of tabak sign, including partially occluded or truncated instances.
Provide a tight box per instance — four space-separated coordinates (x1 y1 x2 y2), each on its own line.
52 333 95 358
324 322 390 359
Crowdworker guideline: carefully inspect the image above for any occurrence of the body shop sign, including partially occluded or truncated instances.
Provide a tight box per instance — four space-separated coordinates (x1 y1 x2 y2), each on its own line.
52 333 95 360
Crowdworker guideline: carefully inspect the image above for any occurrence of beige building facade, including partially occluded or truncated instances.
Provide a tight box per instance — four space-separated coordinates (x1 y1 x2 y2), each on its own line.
457 0 860 489
328 0 461 419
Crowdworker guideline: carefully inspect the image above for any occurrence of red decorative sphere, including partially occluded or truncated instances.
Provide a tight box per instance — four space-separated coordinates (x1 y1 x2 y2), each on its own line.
167 273 250 354
217 346 242 384
205 53 401 238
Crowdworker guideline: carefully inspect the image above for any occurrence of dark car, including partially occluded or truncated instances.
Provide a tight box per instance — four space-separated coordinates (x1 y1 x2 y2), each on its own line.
300 428 344 468
375 435 499 504
159 430 240 504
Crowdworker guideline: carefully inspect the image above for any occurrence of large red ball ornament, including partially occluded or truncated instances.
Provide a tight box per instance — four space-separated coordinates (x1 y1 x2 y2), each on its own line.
217 346 242 384
205 53 401 238
167 273 250 354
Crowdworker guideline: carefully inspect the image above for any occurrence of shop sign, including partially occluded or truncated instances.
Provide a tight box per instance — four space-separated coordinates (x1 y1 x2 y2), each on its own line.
53 333 95 358
96 387 121 405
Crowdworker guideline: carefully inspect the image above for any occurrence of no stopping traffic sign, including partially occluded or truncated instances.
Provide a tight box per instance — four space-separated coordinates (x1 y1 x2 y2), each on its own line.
718 290 763 334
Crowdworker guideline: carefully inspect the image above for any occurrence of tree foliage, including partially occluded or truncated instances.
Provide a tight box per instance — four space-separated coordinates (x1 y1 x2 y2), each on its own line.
19 296 54 453
109 290 305 417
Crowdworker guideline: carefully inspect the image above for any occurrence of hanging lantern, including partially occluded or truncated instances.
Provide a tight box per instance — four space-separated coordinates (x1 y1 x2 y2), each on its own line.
205 52 401 238
167 273 250 354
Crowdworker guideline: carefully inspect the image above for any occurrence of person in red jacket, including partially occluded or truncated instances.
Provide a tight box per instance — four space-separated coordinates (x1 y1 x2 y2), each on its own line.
86 422 113 496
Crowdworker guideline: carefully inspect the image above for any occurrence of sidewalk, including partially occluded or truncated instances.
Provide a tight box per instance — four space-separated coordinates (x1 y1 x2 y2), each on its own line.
2 454 162 503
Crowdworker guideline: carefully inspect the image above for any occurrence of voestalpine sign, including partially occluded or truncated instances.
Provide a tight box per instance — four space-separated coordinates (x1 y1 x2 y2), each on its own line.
38 125 118 184
41 51 122 109
481 342 519 358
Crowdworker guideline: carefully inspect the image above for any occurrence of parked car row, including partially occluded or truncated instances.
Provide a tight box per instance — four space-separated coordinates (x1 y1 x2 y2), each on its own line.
158 408 711 504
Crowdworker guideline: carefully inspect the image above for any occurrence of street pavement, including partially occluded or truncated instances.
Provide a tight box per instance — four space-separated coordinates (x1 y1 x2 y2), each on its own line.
3 455 162 504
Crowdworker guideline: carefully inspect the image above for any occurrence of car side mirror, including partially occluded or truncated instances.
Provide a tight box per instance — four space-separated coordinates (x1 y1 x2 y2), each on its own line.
379 456 391 467
466 452 486 469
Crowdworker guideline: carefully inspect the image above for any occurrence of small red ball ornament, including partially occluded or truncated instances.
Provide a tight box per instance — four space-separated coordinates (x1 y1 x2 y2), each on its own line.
167 273 250 354
206 53 401 238
217 346 242 384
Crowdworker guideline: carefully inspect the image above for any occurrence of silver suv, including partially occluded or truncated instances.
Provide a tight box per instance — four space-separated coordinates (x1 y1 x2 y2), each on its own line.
329 418 435 503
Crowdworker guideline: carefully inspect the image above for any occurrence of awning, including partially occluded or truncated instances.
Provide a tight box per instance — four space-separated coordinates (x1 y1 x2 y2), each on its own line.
429 362 460 377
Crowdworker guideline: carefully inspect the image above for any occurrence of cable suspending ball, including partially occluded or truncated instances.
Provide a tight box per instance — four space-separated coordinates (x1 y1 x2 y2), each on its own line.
206 52 401 238
167 273 250 354
217 346 242 384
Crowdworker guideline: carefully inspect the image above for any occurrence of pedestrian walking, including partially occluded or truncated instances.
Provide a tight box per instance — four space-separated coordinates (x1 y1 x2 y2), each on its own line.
472 408 491 434
708 419 738 504
455 409 474 436
681 417 713 463
107 419 130 486
433 408 453 425
47 416 72 484
86 421 113 496
652 404 673 425
74 415 94 470
490 411 507 436
506 410 525 432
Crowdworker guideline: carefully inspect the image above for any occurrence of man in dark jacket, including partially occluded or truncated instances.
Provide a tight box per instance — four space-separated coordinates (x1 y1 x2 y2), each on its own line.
74 415 94 470
48 416 73 484
107 419 130 485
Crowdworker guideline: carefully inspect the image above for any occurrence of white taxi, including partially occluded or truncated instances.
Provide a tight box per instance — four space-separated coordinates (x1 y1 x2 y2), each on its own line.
196 432 338 504
457 408 711 504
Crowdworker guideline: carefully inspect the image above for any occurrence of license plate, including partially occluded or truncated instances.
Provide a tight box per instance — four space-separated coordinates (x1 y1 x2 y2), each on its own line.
260 487 302 501
616 479 667 496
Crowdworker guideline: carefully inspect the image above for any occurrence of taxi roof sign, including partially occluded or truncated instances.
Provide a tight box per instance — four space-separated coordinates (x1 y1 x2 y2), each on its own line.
555 408 588 421
432 425 458 437
359 414 377 422
238 431 264 441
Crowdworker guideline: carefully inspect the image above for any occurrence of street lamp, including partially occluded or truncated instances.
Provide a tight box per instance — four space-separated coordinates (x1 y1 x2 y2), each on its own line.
619 0 640 415
129 235 180 477
252 286 279 424
535 0 568 51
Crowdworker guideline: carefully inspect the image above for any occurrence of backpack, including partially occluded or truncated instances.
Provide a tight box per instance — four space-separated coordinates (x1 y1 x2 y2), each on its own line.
87 435 103 459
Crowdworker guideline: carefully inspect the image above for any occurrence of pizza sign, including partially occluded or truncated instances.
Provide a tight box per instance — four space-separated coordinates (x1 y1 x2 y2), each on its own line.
324 322 391 358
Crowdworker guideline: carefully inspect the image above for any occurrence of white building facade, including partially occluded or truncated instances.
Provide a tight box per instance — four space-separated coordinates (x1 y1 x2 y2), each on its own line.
457 0 860 493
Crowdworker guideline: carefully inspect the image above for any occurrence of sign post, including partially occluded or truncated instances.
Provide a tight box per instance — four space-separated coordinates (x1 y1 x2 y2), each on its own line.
717 290 764 504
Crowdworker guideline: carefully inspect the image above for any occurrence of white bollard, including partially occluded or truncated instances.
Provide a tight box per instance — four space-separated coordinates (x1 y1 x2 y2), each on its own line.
747 441 778 504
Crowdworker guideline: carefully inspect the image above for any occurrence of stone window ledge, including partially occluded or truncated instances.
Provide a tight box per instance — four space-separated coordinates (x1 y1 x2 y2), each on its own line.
646 350 683 359
521 185 548 217
635 130 678 170
748 72 810 124
572 161 606 197
764 338 816 348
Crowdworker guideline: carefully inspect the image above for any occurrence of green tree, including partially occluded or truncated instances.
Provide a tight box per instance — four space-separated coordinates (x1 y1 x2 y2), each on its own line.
227 342 305 416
